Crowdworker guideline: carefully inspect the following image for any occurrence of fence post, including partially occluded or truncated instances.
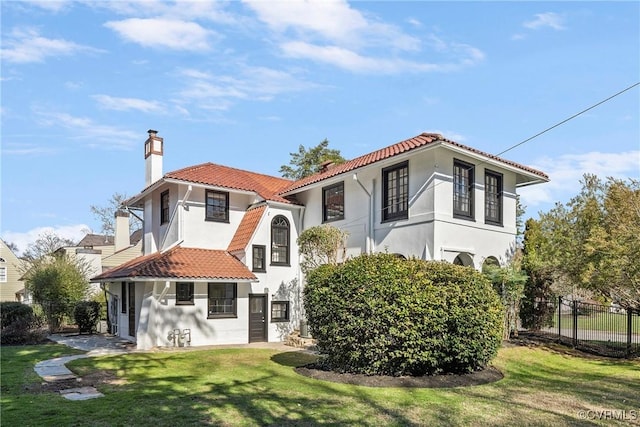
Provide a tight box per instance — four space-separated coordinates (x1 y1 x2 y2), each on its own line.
572 299 578 347
557 296 562 343
627 308 633 358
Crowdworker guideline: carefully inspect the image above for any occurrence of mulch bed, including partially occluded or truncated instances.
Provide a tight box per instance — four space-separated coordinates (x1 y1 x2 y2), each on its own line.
295 364 503 388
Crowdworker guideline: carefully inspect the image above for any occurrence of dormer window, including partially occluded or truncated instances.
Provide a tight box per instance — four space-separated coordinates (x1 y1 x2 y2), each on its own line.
205 190 229 222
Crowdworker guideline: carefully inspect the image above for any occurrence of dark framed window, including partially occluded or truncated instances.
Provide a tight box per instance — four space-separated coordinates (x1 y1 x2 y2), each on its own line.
271 215 290 266
484 170 503 225
271 301 290 322
160 190 170 224
207 283 237 318
382 161 409 222
176 282 194 305
205 190 229 222
453 160 474 220
121 282 127 313
323 182 344 222
252 245 266 272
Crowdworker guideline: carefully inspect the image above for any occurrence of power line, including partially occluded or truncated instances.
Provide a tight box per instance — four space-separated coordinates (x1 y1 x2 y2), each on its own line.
494 81 640 158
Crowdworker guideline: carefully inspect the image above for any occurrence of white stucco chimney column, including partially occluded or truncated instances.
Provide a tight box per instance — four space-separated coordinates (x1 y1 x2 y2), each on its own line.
114 210 131 252
145 129 164 186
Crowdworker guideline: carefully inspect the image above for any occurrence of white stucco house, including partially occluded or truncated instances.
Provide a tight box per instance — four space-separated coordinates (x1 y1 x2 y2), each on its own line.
92 130 548 350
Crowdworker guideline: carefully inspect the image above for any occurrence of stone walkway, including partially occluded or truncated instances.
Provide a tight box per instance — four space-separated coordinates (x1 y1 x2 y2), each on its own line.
34 334 135 401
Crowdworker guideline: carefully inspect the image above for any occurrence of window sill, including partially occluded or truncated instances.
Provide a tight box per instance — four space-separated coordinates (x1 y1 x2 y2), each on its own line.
252 269 266 273
176 301 195 306
322 217 344 224
453 213 475 221
485 220 503 227
207 314 237 319
270 263 291 267
381 215 408 224
205 218 230 223
271 319 290 323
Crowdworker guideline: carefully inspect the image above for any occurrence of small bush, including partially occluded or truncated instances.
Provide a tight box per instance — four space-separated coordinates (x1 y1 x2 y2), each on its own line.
73 301 101 334
0 302 46 345
304 253 504 376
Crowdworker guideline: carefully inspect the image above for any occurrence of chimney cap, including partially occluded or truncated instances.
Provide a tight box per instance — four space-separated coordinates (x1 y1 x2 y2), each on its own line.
148 129 158 136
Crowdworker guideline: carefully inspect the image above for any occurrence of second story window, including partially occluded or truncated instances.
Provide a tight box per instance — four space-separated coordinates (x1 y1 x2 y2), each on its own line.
206 190 229 222
252 245 266 272
485 170 503 225
382 161 409 222
271 215 290 266
323 182 344 222
160 190 169 224
453 160 474 220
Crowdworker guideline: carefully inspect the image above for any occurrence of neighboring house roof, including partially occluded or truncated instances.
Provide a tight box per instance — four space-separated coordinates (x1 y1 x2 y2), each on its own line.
227 205 266 253
91 246 257 282
165 163 295 204
77 234 114 247
281 133 549 193
130 229 143 245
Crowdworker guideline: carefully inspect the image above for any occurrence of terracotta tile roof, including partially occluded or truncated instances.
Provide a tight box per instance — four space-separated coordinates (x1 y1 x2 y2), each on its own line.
165 163 295 204
91 246 256 282
227 205 266 253
282 133 549 193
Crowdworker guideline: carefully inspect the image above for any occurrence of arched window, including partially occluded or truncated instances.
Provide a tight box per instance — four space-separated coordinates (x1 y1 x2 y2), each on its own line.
453 252 473 267
271 216 290 265
482 256 500 273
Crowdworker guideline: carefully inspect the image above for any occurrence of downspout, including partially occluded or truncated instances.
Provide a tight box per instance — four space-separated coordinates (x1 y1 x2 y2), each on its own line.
297 206 306 321
156 281 170 301
100 283 116 334
353 174 374 254
180 185 192 242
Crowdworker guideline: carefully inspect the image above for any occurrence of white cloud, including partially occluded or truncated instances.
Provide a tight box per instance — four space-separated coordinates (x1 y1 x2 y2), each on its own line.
1 27 102 63
243 0 483 74
281 41 484 74
518 150 640 209
35 110 139 149
104 18 216 51
1 143 58 156
425 129 466 142
26 0 71 13
92 94 166 113
2 224 91 256
244 0 419 51
523 12 566 31
176 65 319 107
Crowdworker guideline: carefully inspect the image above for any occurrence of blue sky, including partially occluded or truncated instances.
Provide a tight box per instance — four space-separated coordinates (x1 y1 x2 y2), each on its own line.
1 1 639 254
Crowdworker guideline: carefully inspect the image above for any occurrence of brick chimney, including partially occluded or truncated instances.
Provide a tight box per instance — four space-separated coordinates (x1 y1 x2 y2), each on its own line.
145 129 163 186
114 210 131 252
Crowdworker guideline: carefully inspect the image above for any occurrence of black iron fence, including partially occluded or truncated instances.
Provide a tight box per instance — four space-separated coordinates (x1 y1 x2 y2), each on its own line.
525 297 640 358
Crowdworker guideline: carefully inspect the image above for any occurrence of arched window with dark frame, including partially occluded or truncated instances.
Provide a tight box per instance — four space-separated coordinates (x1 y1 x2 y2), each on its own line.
271 215 290 266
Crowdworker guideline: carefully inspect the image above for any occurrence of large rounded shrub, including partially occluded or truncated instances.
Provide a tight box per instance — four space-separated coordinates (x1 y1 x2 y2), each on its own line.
304 253 504 376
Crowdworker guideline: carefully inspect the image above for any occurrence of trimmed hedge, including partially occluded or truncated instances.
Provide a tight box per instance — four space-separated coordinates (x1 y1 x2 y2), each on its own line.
0 302 46 345
73 301 101 334
304 253 504 376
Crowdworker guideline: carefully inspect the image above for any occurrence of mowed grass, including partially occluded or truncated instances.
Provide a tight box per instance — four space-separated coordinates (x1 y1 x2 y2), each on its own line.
1 342 639 426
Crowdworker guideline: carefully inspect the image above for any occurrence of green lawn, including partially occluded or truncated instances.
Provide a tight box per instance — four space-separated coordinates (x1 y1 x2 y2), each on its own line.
555 311 640 332
1 343 639 426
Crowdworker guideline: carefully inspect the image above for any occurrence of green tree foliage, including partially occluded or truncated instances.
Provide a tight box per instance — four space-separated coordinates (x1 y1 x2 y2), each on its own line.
483 257 528 339
297 224 349 275
520 218 557 330
23 254 90 332
532 175 639 309
279 139 346 180
304 253 503 376
0 302 44 345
